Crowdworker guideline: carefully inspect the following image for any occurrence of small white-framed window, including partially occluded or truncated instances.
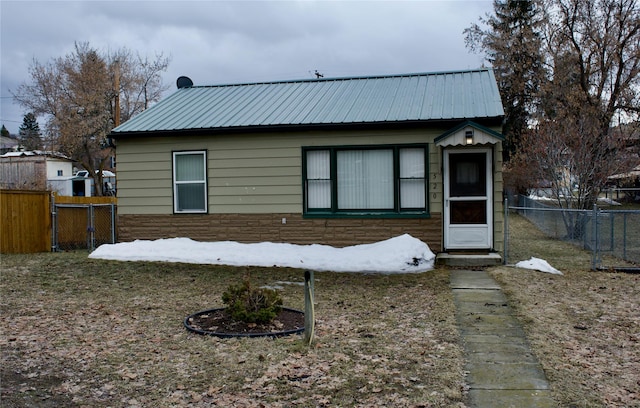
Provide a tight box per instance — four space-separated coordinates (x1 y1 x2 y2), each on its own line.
173 151 207 213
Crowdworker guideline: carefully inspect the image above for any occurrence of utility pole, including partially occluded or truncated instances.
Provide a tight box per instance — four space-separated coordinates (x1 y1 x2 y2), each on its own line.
114 59 121 127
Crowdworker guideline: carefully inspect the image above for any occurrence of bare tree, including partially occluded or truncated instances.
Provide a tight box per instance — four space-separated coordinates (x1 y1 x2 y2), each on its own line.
468 0 639 204
107 48 171 124
534 0 640 208
12 42 170 195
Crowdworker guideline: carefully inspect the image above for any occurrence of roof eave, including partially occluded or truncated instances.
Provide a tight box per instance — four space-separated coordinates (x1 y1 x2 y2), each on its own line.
110 116 504 139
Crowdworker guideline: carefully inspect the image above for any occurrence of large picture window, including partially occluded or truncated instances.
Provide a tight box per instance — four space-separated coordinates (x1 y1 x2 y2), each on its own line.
173 151 207 213
303 144 428 217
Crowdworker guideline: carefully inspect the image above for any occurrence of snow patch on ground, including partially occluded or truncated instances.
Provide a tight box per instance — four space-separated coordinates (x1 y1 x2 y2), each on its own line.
515 257 563 275
89 234 435 274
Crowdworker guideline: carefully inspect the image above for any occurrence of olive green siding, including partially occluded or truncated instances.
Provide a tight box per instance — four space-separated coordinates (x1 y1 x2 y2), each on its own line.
116 128 448 215
493 142 504 253
115 125 503 253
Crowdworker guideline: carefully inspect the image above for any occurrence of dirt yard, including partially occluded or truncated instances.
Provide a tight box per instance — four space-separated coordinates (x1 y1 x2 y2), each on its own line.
1 255 464 407
1 213 638 407
491 214 640 407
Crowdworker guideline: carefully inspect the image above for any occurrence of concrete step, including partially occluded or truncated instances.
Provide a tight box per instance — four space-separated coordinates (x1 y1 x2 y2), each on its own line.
437 252 502 267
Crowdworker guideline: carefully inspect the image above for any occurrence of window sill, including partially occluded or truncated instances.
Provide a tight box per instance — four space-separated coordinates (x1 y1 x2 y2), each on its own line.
303 211 430 219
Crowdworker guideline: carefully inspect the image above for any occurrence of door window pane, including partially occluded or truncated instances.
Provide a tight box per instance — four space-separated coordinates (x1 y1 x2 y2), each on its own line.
450 201 487 224
450 153 486 197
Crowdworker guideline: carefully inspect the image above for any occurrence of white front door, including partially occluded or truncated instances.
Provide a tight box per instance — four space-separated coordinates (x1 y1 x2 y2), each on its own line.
443 149 492 250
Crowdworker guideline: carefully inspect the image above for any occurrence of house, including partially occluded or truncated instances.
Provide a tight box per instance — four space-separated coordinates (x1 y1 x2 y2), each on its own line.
110 69 505 263
0 150 97 196
0 134 19 155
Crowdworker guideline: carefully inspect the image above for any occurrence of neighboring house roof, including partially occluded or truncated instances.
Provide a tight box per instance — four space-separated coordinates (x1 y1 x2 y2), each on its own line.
0 150 71 160
112 68 504 136
608 164 640 180
0 135 19 151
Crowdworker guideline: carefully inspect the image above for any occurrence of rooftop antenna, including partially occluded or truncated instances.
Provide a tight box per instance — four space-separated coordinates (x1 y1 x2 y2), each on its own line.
314 70 324 79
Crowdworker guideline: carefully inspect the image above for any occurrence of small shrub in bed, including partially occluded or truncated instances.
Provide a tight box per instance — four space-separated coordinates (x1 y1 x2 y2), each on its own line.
222 276 283 324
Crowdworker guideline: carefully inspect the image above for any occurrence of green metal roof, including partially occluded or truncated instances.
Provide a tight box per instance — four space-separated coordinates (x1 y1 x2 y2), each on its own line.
112 68 504 135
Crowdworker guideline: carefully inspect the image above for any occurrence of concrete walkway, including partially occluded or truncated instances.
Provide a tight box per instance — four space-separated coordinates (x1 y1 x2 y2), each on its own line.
450 270 557 408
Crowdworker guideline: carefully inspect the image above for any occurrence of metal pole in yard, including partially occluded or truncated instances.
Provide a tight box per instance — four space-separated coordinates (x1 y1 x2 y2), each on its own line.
304 270 315 346
592 204 598 270
623 213 628 261
610 211 615 252
110 203 116 244
504 197 509 265
51 193 57 252
89 204 95 252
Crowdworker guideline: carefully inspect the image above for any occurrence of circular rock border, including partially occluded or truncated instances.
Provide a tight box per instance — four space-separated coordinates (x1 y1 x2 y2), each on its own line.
184 307 305 338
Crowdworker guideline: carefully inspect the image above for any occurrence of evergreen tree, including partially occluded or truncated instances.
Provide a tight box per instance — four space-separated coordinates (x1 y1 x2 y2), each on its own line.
1 125 10 138
465 0 545 163
18 113 43 150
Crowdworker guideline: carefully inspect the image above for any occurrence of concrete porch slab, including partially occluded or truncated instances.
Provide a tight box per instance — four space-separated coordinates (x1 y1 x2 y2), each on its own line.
437 252 502 267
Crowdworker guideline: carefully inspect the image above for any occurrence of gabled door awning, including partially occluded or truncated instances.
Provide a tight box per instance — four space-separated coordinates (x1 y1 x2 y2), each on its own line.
435 121 504 147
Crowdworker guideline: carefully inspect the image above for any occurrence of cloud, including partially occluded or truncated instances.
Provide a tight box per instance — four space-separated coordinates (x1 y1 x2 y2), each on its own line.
1 0 492 134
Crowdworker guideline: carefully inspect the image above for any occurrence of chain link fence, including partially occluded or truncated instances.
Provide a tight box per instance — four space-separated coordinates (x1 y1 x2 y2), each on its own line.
52 203 116 251
506 195 640 271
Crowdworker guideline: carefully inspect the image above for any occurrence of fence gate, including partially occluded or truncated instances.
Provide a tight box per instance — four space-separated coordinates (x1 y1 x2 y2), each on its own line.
52 202 116 251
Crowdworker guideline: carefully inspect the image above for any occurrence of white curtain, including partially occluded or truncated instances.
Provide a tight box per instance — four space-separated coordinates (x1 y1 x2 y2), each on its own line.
337 149 393 209
456 162 479 184
175 153 204 181
306 150 331 209
399 148 425 208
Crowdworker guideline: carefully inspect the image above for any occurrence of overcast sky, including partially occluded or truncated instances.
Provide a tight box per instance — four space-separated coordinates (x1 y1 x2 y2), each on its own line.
1 0 493 135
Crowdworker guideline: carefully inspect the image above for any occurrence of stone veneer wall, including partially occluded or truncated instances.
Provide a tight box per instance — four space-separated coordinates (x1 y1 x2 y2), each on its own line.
118 213 443 250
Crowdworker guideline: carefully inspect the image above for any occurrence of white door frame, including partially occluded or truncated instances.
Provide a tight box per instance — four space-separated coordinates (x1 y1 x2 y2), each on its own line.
443 148 493 250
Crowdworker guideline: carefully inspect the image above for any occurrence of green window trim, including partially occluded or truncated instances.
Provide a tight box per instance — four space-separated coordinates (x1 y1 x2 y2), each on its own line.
302 144 430 218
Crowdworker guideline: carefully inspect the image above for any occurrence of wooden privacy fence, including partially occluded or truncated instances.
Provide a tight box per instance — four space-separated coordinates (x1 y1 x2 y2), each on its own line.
0 190 117 254
0 189 52 253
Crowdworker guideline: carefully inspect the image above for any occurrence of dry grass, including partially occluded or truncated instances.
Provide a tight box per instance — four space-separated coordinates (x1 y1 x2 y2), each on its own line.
3 214 638 407
491 214 640 407
1 253 464 407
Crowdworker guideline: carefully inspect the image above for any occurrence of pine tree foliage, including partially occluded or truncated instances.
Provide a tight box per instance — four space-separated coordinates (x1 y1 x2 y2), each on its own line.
465 0 545 162
1 125 11 138
18 112 43 151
